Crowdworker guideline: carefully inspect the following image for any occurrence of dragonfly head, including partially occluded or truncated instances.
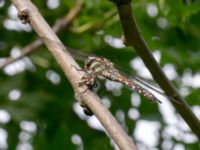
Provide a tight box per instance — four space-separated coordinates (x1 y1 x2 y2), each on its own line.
85 56 97 69
85 56 114 70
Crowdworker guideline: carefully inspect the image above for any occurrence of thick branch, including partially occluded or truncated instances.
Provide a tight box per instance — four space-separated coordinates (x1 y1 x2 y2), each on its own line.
10 0 137 149
0 0 83 70
112 0 200 139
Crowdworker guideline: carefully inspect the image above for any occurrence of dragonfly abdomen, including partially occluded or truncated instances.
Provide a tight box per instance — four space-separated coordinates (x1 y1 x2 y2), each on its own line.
101 69 160 103
117 74 159 103
124 79 159 103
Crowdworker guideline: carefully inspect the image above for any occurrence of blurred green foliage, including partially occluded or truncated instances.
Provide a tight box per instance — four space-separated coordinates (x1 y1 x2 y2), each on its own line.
0 0 200 149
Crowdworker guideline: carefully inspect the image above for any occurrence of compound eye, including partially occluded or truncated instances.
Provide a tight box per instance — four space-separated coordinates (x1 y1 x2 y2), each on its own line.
85 57 96 68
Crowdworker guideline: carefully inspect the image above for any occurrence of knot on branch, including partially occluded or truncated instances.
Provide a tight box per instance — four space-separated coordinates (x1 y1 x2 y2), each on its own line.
18 9 30 24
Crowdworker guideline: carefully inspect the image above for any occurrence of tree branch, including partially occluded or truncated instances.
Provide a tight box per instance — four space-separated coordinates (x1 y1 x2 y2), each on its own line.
10 0 137 149
0 0 117 70
0 0 83 70
110 0 200 139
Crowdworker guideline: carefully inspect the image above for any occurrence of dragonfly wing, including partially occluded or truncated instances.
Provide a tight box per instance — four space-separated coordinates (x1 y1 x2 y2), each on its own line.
133 74 181 104
113 63 163 93
41 36 91 61
113 62 181 104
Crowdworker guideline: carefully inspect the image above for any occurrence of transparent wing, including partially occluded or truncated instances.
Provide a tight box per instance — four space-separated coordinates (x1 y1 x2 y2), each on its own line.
41 36 91 61
114 63 181 104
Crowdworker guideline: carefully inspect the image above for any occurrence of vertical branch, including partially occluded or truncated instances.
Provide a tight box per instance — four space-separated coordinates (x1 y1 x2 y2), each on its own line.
10 0 137 149
110 0 200 139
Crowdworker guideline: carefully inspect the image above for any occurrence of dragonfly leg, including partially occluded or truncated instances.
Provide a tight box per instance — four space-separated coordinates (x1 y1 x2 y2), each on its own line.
71 64 86 72
78 72 97 116
79 72 96 89
156 99 162 103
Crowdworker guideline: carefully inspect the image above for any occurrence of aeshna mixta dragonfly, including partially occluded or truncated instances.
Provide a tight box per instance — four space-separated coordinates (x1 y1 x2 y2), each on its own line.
41 37 179 115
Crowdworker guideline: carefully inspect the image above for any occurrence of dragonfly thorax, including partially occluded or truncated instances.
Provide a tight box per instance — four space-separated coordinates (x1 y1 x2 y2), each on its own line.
85 57 114 75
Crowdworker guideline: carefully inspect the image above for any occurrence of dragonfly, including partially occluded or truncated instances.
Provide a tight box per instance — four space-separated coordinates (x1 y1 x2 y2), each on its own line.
41 37 179 115
79 56 162 103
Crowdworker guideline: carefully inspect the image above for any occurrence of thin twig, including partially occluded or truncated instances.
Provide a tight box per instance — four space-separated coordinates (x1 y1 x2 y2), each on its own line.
0 39 42 69
0 0 83 69
10 0 137 149
110 0 200 139
69 8 117 33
